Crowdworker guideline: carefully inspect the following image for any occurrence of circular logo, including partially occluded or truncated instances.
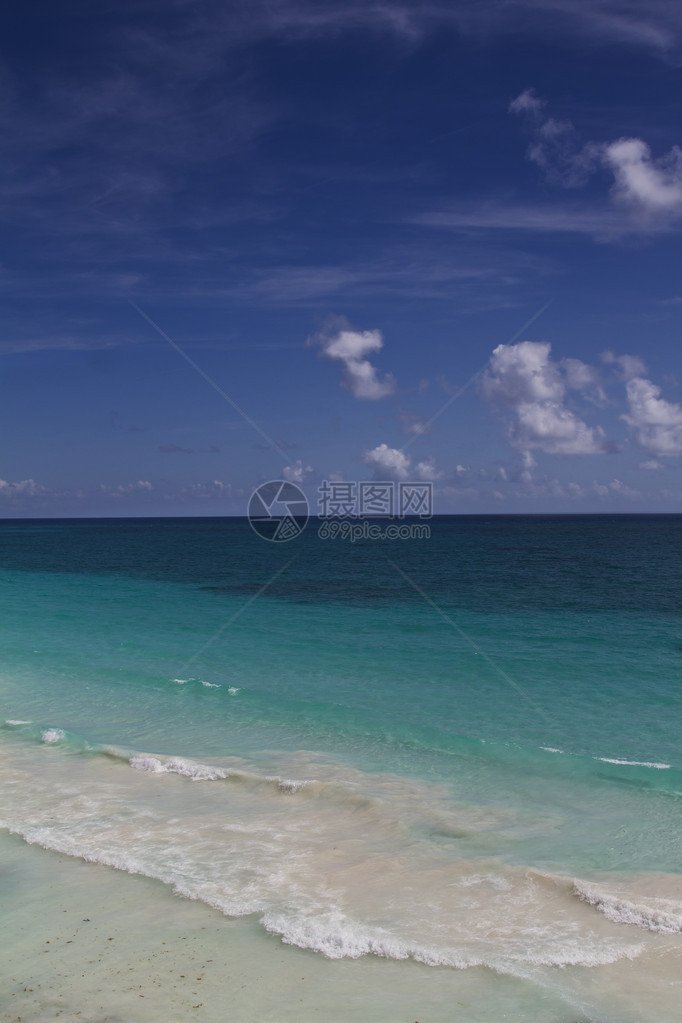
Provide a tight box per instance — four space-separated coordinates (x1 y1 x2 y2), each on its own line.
247 480 309 542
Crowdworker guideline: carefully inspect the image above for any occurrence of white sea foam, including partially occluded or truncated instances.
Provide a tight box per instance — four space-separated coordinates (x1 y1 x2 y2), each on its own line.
454 873 513 891
596 758 671 769
260 909 473 965
0 737 655 977
41 728 65 744
228 686 240 695
540 747 563 753
5 719 32 726
260 907 639 969
171 677 189 684
272 777 312 794
201 680 220 688
575 883 682 934
129 754 227 781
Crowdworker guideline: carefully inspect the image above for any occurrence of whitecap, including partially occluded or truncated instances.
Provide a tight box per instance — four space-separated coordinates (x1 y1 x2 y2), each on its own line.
596 757 671 769
41 728 65 744
575 883 682 934
129 754 226 781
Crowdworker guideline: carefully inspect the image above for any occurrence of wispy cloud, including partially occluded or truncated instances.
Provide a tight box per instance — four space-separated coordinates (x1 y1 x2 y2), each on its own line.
183 1 682 58
159 443 194 455
399 410 431 436
413 204 633 238
509 90 682 233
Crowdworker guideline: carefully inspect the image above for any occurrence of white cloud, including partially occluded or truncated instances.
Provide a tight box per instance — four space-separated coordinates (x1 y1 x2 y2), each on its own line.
400 410 430 435
510 92 682 231
602 350 647 380
560 357 607 403
182 480 231 497
414 458 443 481
314 325 396 400
364 443 411 479
605 138 682 215
638 459 664 470
482 341 564 405
509 88 544 117
520 450 536 483
363 444 444 482
0 478 45 497
593 478 640 498
514 401 608 454
282 460 313 483
603 350 682 456
413 203 629 237
241 2 682 57
103 480 153 497
481 341 611 454
622 374 682 455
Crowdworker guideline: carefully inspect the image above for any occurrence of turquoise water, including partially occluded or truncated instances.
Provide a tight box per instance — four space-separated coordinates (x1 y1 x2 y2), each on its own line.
1 515 681 1021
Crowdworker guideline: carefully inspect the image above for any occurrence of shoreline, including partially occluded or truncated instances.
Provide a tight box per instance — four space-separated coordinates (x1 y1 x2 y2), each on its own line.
0 830 591 1023
3 830 681 1023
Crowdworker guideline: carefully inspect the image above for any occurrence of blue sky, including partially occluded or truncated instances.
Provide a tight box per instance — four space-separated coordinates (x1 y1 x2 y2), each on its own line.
2 0 682 516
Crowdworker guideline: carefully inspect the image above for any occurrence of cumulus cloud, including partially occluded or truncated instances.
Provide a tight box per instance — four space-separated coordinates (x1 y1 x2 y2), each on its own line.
605 138 682 215
480 341 611 454
413 457 443 481
593 478 639 498
101 480 153 496
282 460 313 483
534 477 586 499
182 480 231 497
622 374 682 455
364 443 411 479
0 478 45 497
561 357 607 403
510 91 682 230
312 322 396 400
603 350 682 455
602 350 647 380
363 444 443 481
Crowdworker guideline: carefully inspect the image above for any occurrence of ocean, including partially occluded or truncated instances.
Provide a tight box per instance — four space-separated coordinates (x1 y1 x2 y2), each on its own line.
1 514 680 1022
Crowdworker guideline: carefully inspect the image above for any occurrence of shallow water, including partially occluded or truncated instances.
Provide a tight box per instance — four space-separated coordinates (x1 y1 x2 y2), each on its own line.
1 515 681 1020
